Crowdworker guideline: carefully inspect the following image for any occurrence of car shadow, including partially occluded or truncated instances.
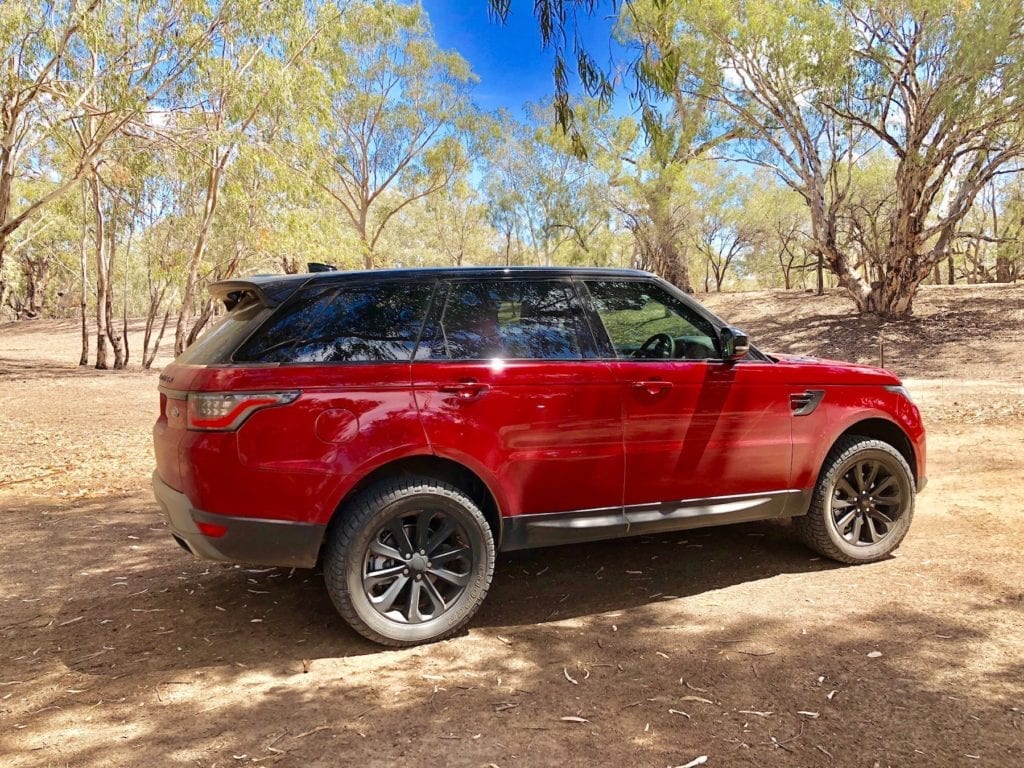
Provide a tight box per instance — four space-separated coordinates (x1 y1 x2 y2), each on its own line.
33 501 839 674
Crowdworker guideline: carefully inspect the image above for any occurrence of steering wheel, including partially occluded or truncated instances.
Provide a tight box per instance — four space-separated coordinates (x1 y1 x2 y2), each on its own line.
635 333 676 359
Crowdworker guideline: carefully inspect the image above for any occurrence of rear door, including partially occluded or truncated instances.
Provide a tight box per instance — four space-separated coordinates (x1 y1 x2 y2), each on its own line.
411 277 624 526
581 279 793 521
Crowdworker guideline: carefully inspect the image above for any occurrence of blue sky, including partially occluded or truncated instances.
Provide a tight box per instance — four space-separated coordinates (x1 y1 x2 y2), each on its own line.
421 1 629 116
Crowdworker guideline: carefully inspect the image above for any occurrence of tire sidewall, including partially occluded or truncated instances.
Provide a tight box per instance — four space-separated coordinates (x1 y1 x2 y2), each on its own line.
822 444 915 561
338 489 493 644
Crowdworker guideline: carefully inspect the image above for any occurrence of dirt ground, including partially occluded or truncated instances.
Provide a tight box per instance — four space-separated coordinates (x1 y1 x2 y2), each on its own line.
0 285 1021 768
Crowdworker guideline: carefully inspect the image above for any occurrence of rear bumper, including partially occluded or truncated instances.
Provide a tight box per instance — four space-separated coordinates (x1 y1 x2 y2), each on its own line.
152 471 325 568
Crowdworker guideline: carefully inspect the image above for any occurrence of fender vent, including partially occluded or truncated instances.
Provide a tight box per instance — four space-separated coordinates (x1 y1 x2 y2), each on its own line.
791 390 825 416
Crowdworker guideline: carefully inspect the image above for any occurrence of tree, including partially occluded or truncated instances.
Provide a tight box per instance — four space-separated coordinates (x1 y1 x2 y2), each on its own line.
588 111 699 290
688 162 757 292
295 2 478 269
824 0 1024 314
169 0 326 355
745 178 814 290
0 0 223 331
484 108 607 267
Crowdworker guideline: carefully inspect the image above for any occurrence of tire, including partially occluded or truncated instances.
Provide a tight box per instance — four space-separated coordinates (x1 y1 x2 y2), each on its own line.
794 436 915 564
323 474 495 647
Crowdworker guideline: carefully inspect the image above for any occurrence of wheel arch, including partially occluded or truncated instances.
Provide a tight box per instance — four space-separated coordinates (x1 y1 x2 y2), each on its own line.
323 455 504 555
831 418 918 484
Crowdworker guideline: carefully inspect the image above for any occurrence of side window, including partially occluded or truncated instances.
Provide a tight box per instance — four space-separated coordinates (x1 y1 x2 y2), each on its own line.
233 286 335 363
426 280 585 360
584 280 719 360
235 282 433 363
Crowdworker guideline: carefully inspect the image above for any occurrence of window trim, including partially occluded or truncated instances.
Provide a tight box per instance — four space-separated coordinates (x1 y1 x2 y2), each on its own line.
412 276 602 363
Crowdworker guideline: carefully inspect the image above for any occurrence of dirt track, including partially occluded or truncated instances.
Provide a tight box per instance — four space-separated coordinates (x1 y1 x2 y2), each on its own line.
1 285 1022 767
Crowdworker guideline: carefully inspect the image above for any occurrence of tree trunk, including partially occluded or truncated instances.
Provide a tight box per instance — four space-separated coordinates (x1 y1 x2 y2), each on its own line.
143 305 171 370
90 173 108 369
104 200 126 369
78 183 89 366
780 257 792 290
0 239 7 314
186 298 215 347
121 220 134 368
947 254 955 285
22 254 50 317
174 152 223 356
646 184 692 292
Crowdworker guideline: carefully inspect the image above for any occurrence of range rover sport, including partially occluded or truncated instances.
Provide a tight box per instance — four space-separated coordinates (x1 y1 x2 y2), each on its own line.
152 267 926 646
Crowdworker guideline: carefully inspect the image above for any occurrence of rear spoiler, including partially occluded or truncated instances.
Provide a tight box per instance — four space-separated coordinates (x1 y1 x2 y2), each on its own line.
209 278 306 310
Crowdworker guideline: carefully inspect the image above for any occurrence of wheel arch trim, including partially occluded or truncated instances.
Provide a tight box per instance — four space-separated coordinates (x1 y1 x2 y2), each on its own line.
323 450 506 552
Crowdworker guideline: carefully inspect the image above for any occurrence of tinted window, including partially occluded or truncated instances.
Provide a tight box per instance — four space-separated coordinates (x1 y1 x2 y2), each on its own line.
427 280 584 360
175 300 269 365
585 280 719 360
235 282 433 363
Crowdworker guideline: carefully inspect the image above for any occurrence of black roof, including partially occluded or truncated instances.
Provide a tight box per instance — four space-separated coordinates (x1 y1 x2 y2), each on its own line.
211 266 655 307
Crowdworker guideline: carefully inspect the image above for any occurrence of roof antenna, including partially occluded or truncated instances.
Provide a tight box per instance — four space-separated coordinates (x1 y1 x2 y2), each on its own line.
307 262 337 273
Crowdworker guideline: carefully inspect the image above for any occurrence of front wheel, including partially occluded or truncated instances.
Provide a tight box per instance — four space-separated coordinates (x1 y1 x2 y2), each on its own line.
794 436 915 564
323 475 495 647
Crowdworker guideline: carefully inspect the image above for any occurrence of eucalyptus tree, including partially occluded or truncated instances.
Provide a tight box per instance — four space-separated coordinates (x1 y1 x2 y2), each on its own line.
294 2 478 269
626 0 1024 316
585 109 699 291
169 0 328 355
686 161 758 292
744 177 814 290
485 108 607 267
0 0 225 339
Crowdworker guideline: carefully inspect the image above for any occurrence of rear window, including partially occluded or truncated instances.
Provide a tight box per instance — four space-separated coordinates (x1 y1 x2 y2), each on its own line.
174 300 269 366
234 281 434 363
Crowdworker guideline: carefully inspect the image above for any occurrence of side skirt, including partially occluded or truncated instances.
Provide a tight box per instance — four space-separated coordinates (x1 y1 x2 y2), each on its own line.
500 490 810 552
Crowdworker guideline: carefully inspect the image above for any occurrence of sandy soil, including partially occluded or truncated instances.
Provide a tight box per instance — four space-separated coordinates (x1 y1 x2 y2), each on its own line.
0 286 1022 767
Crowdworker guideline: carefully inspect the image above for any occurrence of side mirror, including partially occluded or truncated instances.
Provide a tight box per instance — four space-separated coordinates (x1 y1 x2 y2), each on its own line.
720 327 750 361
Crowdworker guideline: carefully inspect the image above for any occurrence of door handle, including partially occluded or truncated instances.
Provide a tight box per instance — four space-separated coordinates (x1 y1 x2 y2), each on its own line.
437 380 490 400
631 379 673 394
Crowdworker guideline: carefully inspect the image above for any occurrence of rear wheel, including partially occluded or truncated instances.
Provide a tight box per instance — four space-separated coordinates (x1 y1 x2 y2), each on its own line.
323 475 495 647
794 436 915 564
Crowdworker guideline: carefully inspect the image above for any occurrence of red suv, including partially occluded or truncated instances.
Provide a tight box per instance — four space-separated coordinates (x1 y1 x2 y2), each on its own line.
153 268 926 646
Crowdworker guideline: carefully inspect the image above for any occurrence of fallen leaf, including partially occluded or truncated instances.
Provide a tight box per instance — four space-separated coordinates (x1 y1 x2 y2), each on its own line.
739 709 773 717
560 716 589 723
798 710 820 718
680 695 713 705
867 651 883 658
563 667 579 685
668 709 690 718
673 757 708 768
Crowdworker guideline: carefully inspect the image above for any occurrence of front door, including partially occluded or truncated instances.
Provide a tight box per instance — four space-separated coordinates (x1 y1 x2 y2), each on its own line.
581 279 794 528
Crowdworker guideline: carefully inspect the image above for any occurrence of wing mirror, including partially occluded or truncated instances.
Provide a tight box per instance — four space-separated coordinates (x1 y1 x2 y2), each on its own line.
720 327 750 362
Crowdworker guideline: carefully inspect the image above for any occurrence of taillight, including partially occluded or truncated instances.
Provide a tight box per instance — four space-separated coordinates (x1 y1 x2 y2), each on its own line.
186 391 300 431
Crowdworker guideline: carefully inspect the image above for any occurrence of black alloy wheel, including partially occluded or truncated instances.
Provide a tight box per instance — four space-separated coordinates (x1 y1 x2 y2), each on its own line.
795 436 915 564
323 476 495 646
362 508 474 624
